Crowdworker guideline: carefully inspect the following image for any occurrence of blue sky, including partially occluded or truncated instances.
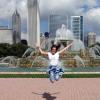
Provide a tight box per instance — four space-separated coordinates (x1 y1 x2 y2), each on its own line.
0 0 100 40
40 19 48 32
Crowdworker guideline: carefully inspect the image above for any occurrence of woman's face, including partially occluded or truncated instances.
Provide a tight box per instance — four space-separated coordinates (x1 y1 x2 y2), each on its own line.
51 47 57 54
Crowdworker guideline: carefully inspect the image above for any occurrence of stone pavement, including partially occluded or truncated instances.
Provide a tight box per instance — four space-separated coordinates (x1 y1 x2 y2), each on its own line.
0 78 100 100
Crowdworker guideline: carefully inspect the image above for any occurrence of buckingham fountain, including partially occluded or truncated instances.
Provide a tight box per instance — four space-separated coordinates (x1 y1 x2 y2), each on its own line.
0 0 100 72
0 24 100 70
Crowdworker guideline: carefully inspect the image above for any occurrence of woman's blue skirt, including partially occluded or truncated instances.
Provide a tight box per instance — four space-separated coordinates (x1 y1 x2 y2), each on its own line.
47 65 64 76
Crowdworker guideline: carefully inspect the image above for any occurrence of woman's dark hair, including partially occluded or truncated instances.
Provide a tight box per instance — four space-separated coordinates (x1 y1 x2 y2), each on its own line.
51 43 61 51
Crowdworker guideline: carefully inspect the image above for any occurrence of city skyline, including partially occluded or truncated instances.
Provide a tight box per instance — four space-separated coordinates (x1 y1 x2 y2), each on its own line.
0 0 100 42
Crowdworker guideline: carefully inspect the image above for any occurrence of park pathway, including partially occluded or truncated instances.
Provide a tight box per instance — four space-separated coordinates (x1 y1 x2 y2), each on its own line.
0 78 100 100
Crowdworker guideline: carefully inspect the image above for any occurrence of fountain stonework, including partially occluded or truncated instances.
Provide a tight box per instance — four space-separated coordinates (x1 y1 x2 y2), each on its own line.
0 45 100 68
1 24 100 68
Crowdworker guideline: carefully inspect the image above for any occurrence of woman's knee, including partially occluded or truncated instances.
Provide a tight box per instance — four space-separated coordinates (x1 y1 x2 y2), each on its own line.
55 73 60 81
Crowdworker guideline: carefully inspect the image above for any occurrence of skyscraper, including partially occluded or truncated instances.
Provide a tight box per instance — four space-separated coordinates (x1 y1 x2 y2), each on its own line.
88 32 96 47
27 0 40 48
71 16 84 41
49 14 68 38
12 9 21 44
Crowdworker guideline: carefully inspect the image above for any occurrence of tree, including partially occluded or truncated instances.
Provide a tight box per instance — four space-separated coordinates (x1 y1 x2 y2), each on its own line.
0 43 28 57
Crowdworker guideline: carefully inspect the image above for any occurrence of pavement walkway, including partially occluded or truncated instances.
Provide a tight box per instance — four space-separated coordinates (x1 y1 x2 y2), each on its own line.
0 78 100 100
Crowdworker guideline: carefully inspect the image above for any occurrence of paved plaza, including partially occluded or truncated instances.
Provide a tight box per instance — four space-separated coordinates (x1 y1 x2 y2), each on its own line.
0 78 100 100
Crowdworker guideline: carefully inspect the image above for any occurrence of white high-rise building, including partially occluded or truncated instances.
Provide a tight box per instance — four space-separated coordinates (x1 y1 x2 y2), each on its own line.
88 32 96 47
71 16 84 41
0 29 13 44
27 0 40 48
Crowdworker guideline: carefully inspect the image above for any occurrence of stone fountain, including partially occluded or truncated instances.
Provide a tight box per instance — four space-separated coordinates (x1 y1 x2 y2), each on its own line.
54 24 86 67
0 56 17 67
0 24 100 68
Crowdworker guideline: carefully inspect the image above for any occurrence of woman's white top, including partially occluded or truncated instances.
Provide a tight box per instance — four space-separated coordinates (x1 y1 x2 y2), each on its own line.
48 52 59 66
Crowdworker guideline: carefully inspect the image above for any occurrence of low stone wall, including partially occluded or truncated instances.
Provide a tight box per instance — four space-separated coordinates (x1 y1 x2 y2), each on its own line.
16 55 100 68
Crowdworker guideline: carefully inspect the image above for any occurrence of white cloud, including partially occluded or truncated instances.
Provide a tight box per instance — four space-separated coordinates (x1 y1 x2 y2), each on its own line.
86 8 100 19
85 8 100 34
0 0 15 18
39 0 84 17
0 0 99 36
17 0 27 19
0 0 84 19
85 0 97 8
0 0 27 19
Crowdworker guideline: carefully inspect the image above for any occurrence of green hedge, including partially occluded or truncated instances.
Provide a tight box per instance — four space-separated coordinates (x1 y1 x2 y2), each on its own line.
63 74 100 78
0 74 100 78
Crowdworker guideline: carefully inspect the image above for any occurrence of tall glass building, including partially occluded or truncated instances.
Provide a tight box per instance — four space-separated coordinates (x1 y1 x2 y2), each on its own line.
12 9 21 44
71 16 84 41
49 14 68 38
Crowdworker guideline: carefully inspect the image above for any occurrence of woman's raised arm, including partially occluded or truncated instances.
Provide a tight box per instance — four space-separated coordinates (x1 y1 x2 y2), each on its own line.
59 42 73 54
38 47 48 55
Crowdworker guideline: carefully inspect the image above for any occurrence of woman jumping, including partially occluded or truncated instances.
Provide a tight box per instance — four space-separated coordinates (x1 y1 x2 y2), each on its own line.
37 42 73 83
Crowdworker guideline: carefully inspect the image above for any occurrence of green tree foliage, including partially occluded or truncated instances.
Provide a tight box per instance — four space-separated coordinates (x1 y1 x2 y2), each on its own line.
96 42 100 46
0 43 28 57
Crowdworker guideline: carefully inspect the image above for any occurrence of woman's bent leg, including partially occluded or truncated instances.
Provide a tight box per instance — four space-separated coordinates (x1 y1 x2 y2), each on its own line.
49 70 55 83
55 67 64 81
55 72 60 81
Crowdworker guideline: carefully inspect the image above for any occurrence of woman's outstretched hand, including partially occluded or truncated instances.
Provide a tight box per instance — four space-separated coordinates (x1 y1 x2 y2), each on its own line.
69 41 73 46
59 41 73 54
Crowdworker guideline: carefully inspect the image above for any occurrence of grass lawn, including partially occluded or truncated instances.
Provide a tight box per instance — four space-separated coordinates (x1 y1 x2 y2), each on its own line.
0 74 100 78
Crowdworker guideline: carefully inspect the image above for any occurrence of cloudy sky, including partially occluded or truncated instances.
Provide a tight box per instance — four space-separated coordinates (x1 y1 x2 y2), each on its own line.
0 0 100 39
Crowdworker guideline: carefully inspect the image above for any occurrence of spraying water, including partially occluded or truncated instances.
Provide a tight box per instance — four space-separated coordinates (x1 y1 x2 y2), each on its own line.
74 55 85 67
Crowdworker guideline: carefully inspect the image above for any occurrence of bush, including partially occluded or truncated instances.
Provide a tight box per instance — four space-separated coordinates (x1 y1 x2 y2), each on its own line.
0 43 28 58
